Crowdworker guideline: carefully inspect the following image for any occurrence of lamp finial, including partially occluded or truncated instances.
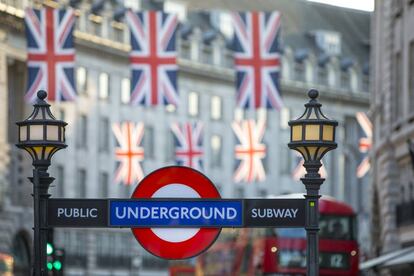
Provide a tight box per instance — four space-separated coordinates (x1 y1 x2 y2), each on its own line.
308 89 319 100
37 90 47 100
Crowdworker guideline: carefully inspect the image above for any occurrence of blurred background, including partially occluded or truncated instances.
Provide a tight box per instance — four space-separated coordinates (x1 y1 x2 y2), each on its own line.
0 0 413 275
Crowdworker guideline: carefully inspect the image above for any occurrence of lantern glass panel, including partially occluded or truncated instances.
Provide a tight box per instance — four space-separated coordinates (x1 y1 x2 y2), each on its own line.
322 125 334 141
30 125 44 140
292 125 303 141
307 146 317 160
296 146 308 160
44 146 55 160
305 124 320 140
317 146 328 160
60 126 65 142
47 125 59 141
20 126 27 141
33 146 44 160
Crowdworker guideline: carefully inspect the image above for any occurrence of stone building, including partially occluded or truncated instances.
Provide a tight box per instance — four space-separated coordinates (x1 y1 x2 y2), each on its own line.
0 0 370 275
361 0 414 275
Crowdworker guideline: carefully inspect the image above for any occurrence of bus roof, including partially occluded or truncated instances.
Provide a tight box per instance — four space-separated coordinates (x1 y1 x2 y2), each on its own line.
267 193 355 216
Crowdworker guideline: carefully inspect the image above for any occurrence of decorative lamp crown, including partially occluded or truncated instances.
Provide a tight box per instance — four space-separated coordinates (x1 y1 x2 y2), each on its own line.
16 91 67 169
288 89 338 164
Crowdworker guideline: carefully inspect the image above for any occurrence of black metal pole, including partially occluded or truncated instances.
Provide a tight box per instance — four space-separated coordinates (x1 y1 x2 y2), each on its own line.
30 166 54 276
302 161 324 276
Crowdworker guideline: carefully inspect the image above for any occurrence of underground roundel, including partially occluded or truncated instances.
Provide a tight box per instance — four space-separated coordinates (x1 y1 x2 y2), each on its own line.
130 166 221 259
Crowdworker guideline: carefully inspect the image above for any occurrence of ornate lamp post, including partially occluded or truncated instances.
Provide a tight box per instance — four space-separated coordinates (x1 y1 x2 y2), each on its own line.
16 91 67 275
288 89 337 276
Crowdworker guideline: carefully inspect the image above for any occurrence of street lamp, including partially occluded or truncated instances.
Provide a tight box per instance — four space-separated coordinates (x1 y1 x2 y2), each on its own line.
16 90 67 276
288 89 337 276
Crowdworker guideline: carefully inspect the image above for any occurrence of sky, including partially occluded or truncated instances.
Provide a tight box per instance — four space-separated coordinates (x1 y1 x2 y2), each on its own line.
308 0 374 12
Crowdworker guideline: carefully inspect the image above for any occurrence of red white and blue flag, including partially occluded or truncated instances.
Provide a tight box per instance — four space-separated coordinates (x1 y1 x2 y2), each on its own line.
24 7 76 102
126 11 179 107
112 122 145 185
171 122 204 171
356 112 372 178
232 119 266 183
232 11 283 110
291 152 327 181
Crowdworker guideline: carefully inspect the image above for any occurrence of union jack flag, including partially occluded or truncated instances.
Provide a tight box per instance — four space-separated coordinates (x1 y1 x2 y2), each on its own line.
112 122 145 186
24 7 76 102
356 112 372 178
126 11 179 107
232 11 283 110
171 122 204 171
232 120 266 183
291 152 327 181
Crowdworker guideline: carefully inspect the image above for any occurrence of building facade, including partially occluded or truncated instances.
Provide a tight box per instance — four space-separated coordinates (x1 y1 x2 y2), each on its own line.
364 0 414 275
0 0 370 275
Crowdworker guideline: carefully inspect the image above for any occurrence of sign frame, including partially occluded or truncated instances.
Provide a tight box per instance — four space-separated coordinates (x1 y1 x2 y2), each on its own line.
48 198 306 228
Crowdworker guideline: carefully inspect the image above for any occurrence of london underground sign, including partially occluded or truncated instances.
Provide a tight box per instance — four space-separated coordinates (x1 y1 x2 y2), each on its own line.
130 166 223 259
47 166 307 259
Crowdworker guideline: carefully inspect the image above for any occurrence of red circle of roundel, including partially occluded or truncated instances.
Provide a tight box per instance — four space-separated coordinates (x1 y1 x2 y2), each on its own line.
131 166 221 259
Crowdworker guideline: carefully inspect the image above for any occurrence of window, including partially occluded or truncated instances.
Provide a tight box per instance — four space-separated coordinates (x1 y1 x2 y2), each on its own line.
410 41 414 113
77 115 88 148
219 12 233 38
76 67 87 93
280 107 290 130
56 166 64 197
362 74 369 93
91 21 102 36
124 0 140 11
166 104 176 113
144 126 154 159
99 172 109 198
210 135 222 168
165 130 175 162
99 118 110 152
188 92 199 116
317 66 328 86
294 62 305 82
213 44 222 66
113 26 123 42
211 96 222 120
78 169 87 198
340 71 350 90
319 215 355 240
121 77 130 104
191 39 199 61
164 0 187 21
392 53 403 120
99 72 109 100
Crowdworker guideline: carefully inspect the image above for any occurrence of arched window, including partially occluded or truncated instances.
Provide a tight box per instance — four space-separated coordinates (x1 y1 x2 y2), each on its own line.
12 232 31 276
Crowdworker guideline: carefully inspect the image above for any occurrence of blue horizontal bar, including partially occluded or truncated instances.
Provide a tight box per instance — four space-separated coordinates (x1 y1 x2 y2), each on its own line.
109 200 243 227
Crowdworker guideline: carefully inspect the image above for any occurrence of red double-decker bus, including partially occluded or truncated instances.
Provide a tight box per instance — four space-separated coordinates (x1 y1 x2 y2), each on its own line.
197 195 359 276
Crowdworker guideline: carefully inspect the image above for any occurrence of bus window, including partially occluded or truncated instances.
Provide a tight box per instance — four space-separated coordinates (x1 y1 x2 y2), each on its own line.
274 228 306 238
319 215 354 240
278 250 306 268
